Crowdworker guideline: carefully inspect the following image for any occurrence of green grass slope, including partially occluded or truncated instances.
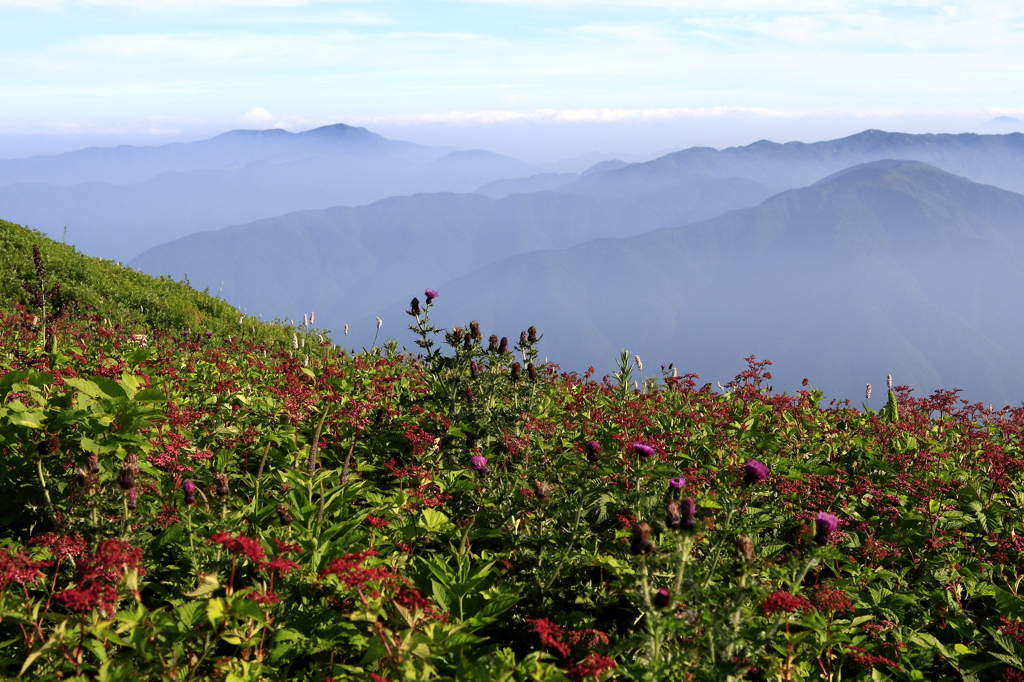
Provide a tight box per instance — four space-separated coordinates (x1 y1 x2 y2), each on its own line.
0 218 291 345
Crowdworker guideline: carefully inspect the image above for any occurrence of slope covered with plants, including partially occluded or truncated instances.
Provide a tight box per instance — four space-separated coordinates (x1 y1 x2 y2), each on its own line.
0 218 291 346
2 227 1024 681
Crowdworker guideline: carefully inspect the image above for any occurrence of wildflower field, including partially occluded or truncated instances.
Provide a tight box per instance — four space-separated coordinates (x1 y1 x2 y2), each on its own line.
3 223 1024 681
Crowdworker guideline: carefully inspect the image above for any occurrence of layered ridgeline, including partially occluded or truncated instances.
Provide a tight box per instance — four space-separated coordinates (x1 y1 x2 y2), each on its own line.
0 218 290 345
130 130 1024 337
423 160 1024 406
0 124 622 262
9 128 1024 264
129 177 773 327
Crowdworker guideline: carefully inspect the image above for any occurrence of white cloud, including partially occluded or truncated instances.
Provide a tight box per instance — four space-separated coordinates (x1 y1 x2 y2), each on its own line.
241 107 275 123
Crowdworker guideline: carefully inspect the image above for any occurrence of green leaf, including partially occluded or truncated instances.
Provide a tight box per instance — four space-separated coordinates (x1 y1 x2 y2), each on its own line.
185 574 221 598
133 388 166 402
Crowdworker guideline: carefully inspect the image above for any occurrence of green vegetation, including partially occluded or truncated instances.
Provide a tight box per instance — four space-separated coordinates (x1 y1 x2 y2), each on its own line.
2 223 1024 681
0 218 290 346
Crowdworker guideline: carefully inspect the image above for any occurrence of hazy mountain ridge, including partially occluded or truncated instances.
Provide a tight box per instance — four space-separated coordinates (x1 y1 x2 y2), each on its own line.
0 125 641 261
0 123 441 187
563 129 1024 202
128 173 779 324
419 160 1024 405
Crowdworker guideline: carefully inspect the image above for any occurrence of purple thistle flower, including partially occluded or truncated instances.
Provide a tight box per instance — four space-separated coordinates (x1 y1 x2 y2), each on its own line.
182 480 197 505
125 488 139 511
633 443 656 460
424 289 438 304
585 440 601 463
814 512 839 545
469 455 489 474
654 587 671 609
743 459 770 485
679 497 695 530
668 477 686 493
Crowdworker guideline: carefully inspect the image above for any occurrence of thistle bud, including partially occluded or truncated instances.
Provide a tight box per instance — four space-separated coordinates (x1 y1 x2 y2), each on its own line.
520 331 528 344
72 468 92 491
679 498 695 530
182 480 197 505
527 362 538 380
117 467 136 491
532 480 554 500
742 459 769 485
118 454 140 491
653 587 671 609
86 452 100 474
463 333 473 350
276 504 293 526
409 297 421 315
470 320 481 339
665 500 681 530
631 522 654 555
814 512 839 546
584 440 601 463
498 337 509 353
668 477 686 497
735 535 755 563
527 326 538 343
469 455 489 476
488 334 499 352
632 442 656 460
466 387 476 403
213 472 230 497
511 363 521 381
126 488 139 511
470 361 480 379
38 433 61 456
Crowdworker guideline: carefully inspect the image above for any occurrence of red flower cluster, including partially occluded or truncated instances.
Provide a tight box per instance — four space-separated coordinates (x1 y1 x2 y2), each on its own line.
0 551 46 591
761 591 813 616
28 532 86 559
810 585 854 614
563 653 617 682
209 532 266 563
845 645 899 669
321 550 397 590
366 515 390 529
528 617 571 657
53 539 144 617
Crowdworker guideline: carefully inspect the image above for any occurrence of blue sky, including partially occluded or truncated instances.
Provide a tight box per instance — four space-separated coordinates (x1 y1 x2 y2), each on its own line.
2 1 1023 159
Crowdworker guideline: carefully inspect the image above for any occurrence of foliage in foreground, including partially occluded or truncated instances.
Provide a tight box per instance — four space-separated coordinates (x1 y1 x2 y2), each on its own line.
2 264 1024 681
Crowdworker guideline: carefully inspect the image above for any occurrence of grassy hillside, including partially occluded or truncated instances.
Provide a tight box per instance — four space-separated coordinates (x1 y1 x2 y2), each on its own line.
0 218 291 345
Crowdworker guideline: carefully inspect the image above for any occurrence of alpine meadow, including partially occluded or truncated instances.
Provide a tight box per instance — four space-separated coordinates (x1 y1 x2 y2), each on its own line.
5 0 1024 679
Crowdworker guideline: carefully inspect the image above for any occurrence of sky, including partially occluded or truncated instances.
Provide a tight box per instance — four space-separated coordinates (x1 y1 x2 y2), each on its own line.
2 0 1024 160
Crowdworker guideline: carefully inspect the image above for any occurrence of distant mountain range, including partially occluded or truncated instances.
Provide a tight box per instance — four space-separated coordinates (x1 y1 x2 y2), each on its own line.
428 160 1024 405
7 126 1024 403
0 124 629 261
